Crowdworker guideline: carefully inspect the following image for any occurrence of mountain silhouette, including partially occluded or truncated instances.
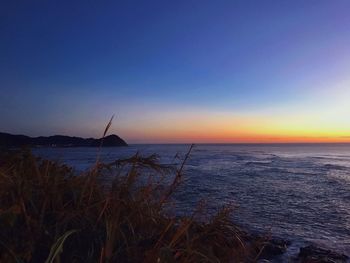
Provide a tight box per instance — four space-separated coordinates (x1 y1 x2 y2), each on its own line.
0 132 127 147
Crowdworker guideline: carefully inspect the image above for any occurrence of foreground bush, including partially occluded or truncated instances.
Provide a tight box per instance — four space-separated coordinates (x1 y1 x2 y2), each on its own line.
0 149 264 263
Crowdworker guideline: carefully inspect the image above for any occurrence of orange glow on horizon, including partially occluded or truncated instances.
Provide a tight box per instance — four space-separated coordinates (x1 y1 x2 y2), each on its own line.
123 132 350 144
116 110 350 143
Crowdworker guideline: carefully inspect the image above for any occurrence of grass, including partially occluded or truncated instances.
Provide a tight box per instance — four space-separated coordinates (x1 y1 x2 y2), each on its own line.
0 147 268 263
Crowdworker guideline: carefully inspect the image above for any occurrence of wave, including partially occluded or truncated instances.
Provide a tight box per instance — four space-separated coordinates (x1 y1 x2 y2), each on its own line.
323 164 347 170
245 161 271 166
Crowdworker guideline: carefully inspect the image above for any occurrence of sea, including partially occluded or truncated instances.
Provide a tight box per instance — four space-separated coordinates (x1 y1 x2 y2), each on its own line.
33 143 350 258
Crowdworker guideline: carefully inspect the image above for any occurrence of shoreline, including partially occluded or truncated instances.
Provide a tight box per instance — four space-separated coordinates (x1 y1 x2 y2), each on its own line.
0 150 349 262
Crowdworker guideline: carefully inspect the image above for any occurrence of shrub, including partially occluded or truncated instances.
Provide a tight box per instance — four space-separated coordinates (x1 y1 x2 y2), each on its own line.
0 148 264 263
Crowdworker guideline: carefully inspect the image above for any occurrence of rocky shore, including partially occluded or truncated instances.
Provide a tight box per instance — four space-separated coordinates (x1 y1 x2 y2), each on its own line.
257 238 349 262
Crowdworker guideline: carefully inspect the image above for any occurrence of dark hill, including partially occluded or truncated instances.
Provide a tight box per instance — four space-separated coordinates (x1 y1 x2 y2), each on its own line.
0 132 127 147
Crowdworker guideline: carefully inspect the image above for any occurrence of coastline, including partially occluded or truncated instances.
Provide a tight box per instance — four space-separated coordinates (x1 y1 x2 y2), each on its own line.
0 148 349 262
37 144 350 257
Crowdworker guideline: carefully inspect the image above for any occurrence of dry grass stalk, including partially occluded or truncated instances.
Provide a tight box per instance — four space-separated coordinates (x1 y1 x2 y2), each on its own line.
0 148 264 263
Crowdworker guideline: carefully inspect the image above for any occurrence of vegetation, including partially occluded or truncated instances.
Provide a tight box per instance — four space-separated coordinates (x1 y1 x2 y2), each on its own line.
0 145 269 263
0 117 268 263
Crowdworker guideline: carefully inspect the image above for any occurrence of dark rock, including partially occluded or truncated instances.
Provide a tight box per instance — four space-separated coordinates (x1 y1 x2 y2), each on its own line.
297 245 349 263
0 132 127 147
259 238 291 260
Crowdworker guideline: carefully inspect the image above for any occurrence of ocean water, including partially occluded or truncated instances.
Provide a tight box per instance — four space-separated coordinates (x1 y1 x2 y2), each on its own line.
33 144 350 257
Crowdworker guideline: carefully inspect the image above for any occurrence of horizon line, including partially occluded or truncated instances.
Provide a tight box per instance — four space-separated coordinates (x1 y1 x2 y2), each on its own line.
2 131 350 145
129 141 350 145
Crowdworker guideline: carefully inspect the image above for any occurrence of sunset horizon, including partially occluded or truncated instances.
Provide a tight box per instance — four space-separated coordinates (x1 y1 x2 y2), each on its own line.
1 1 350 261
1 1 350 143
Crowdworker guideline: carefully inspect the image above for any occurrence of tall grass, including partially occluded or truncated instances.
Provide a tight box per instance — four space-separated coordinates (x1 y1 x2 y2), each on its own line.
0 147 266 262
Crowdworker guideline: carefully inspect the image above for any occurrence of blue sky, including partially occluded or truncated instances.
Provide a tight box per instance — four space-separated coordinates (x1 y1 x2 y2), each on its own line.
1 1 350 142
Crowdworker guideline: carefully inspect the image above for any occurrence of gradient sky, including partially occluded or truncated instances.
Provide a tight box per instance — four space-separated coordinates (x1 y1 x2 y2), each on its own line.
1 0 350 143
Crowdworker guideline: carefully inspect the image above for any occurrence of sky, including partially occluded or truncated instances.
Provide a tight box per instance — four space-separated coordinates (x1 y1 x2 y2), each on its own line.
1 0 350 143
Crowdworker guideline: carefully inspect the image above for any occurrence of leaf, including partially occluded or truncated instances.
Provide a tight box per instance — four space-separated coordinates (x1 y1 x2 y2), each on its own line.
45 230 77 263
102 115 114 138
